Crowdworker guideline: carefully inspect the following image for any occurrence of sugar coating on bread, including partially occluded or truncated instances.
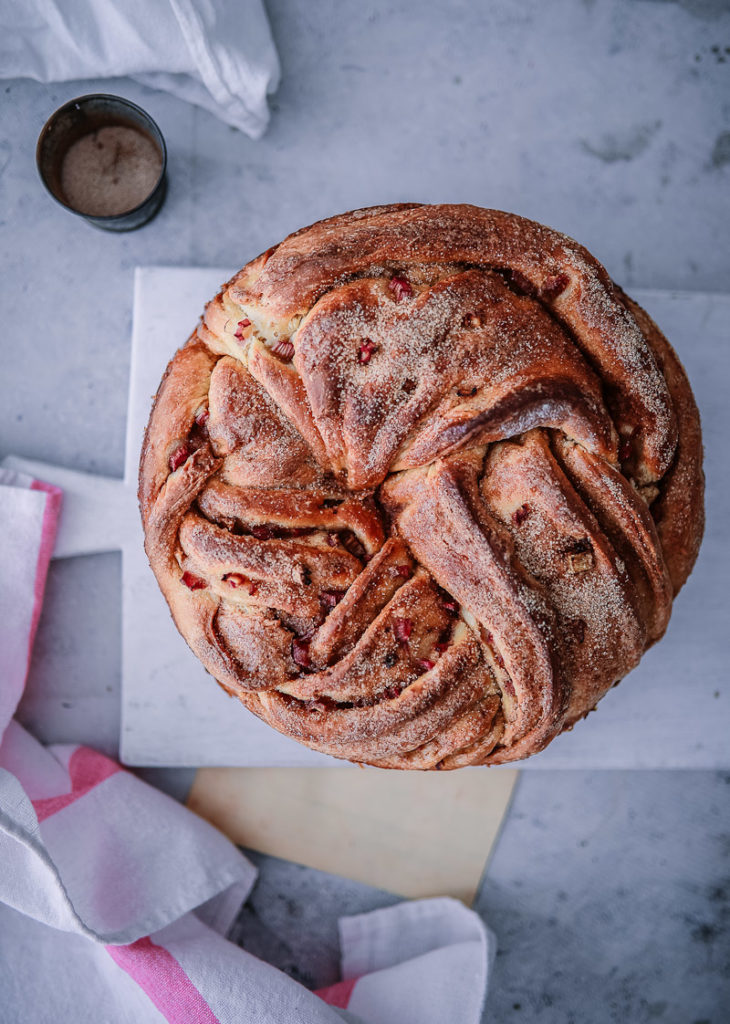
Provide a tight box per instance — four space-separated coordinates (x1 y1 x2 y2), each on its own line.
139 204 704 768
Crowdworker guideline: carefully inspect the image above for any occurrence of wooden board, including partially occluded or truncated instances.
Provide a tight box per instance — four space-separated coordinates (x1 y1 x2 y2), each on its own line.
188 766 519 902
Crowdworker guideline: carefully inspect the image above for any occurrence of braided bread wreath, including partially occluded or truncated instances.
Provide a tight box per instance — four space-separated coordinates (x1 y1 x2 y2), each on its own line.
139 204 704 769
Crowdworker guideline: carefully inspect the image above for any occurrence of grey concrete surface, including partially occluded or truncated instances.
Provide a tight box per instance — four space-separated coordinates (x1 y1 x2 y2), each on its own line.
231 771 730 1023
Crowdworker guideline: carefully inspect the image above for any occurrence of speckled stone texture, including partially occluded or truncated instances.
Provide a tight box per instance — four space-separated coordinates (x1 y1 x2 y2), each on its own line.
2 0 729 1019
477 771 730 1023
229 771 730 1023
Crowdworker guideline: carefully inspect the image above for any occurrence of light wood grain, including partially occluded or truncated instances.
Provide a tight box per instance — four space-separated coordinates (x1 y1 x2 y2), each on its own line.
188 766 519 901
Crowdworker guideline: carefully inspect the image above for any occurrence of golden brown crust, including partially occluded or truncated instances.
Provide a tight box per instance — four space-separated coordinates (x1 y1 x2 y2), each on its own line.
139 204 704 768
619 293 704 595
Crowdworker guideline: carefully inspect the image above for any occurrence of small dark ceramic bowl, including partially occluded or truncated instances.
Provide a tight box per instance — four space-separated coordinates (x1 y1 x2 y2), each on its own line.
36 94 167 232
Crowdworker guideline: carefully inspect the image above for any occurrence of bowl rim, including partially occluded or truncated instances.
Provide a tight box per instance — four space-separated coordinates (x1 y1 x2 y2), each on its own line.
36 92 168 221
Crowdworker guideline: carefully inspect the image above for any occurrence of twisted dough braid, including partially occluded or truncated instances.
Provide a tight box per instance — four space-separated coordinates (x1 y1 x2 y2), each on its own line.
139 205 704 768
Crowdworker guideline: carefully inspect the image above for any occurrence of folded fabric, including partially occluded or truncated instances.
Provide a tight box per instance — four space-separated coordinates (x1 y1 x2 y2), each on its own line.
0 468 494 1022
0 0 280 137
0 466 61 728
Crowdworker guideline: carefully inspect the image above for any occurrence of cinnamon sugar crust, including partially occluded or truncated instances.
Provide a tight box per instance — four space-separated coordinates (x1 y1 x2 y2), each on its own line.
139 204 704 768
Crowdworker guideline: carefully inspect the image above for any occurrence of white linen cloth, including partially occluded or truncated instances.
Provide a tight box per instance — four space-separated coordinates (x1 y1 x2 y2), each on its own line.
0 0 280 137
0 468 494 1022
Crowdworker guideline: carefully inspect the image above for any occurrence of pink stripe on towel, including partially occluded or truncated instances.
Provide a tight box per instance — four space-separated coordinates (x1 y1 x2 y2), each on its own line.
107 937 221 1024
27 480 62 665
32 747 122 822
315 976 358 1008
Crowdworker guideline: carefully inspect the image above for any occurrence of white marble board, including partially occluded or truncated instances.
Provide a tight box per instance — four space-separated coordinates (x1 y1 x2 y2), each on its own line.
5 268 728 767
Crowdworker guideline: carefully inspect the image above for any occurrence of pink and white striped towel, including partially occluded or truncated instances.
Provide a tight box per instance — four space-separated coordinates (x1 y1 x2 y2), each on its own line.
0 468 494 1022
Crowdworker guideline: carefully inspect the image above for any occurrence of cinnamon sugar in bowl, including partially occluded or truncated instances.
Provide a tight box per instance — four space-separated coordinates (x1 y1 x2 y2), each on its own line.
37 94 167 231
